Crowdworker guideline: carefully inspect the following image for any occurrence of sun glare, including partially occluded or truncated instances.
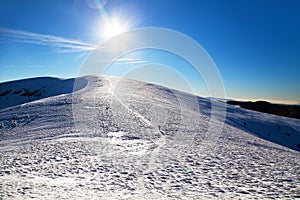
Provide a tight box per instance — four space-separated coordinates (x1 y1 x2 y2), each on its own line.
101 16 129 39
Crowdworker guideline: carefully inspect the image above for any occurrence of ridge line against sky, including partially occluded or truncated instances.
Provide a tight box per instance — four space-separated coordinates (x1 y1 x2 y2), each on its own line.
0 26 299 105
1 0 300 105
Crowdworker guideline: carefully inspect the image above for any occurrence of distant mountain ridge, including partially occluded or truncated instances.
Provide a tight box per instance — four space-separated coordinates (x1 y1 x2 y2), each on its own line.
227 100 300 120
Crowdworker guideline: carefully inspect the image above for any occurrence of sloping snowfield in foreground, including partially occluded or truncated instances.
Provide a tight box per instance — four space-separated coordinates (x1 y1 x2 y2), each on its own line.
0 75 299 199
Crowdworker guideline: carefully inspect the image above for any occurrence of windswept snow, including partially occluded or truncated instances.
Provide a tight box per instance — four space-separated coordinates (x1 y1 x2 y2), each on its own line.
0 75 299 199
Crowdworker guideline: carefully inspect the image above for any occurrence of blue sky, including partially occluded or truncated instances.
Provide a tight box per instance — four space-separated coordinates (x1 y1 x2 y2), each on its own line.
1 0 300 104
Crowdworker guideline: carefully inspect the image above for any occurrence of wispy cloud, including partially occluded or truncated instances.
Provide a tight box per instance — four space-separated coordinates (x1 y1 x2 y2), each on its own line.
91 58 149 65
0 28 97 53
115 58 149 64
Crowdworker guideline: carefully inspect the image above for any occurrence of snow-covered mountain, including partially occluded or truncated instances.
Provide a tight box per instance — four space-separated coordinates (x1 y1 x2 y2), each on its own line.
0 75 299 199
0 77 88 110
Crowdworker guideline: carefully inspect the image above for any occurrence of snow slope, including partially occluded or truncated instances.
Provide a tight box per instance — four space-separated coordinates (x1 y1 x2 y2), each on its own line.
0 75 299 199
0 76 88 110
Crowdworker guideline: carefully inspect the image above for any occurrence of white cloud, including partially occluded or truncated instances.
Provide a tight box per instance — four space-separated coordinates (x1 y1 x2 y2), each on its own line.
89 58 149 65
0 28 97 53
114 58 149 64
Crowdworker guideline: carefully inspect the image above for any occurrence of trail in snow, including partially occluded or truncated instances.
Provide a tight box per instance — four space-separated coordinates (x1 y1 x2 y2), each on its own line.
106 76 167 192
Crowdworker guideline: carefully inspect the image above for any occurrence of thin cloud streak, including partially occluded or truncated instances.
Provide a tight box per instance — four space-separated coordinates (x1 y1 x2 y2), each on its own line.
0 28 97 53
115 58 149 64
91 58 149 64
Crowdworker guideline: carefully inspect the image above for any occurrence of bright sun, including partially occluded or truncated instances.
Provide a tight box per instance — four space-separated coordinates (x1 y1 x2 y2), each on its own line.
101 16 129 39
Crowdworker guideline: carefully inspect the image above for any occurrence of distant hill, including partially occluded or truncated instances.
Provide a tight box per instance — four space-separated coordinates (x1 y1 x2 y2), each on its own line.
227 100 300 119
0 77 87 110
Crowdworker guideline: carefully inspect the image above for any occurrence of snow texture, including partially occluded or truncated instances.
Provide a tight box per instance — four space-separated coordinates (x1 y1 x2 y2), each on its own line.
0 75 299 199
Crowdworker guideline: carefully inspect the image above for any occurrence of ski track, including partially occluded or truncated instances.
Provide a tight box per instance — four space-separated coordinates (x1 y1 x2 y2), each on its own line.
0 75 299 199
